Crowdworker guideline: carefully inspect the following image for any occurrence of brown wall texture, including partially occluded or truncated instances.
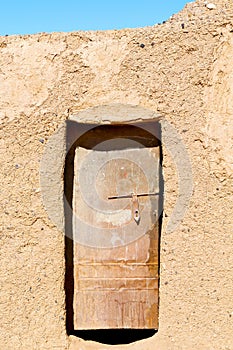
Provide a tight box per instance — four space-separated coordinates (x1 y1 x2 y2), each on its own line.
0 0 232 349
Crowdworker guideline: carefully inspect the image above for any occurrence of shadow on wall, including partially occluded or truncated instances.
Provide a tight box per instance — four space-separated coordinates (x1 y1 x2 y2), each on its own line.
71 329 157 345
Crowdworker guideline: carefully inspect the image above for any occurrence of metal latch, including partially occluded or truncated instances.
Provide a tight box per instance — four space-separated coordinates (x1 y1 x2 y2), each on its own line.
108 192 159 224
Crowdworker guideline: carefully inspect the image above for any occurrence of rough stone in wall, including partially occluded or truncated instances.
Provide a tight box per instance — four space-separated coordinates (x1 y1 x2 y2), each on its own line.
0 0 233 349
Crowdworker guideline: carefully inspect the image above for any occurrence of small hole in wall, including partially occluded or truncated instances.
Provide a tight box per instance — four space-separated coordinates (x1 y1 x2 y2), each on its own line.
70 329 157 345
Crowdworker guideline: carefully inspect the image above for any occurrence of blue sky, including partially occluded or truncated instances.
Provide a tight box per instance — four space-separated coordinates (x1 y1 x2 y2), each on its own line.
0 1 192 36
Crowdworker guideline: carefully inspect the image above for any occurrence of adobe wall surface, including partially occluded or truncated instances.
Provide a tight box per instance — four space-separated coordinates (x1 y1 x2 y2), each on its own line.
0 0 232 349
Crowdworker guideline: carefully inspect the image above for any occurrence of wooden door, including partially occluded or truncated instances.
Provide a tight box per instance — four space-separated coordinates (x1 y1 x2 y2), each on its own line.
73 142 160 329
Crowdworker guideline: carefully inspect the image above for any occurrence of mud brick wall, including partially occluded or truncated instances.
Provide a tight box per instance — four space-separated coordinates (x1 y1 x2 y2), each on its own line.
0 1 232 349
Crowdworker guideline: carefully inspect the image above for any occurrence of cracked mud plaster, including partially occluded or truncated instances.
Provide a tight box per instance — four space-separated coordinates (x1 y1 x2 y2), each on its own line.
0 0 233 349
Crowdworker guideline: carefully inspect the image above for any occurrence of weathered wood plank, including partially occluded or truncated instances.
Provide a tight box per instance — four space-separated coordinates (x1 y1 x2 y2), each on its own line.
74 290 159 329
73 145 159 329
